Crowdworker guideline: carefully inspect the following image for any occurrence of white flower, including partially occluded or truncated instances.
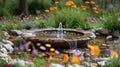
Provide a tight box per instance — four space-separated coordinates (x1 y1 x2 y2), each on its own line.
50 63 64 67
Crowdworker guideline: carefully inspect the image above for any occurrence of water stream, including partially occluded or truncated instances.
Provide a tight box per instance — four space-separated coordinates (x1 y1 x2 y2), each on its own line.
57 22 63 38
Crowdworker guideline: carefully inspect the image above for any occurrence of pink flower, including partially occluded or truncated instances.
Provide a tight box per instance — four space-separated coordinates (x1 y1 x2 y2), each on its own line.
23 16 29 22
36 10 41 15
117 18 120 22
42 14 48 19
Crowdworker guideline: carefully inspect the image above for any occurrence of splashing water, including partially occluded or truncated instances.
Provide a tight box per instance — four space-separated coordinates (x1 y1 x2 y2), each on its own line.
57 22 63 38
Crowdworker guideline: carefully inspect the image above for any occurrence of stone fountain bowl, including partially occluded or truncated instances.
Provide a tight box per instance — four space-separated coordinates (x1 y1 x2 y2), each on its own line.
10 28 96 49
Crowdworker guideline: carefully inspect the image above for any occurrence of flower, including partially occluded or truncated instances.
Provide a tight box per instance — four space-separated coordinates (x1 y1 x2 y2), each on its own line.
32 50 38 56
50 48 55 52
45 44 51 47
111 50 118 58
40 46 46 50
105 49 111 54
81 6 87 10
71 55 80 64
72 49 81 56
44 9 49 13
117 18 120 22
19 45 25 50
55 50 60 54
65 1 75 6
90 1 95 4
49 7 55 12
63 54 69 62
14 47 19 51
36 43 41 46
114 39 119 44
55 1 59 5
24 41 31 49
36 10 41 15
85 1 90 4
42 14 48 19
23 16 29 22
88 45 101 56
94 10 99 14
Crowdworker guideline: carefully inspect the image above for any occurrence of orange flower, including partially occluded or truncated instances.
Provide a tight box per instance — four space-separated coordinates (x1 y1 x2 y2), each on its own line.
90 1 95 4
111 50 118 58
44 9 49 12
55 1 59 5
71 55 80 64
50 7 55 12
72 5 77 9
63 54 69 62
65 1 75 6
85 1 90 4
88 45 100 56
81 6 87 10
94 10 99 14
93 7 97 11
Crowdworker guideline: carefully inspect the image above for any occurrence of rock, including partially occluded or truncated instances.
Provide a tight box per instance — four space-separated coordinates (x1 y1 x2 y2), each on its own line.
22 32 36 37
96 28 109 36
0 52 12 63
10 30 23 36
50 63 64 67
3 31 10 39
112 31 119 38
0 40 14 54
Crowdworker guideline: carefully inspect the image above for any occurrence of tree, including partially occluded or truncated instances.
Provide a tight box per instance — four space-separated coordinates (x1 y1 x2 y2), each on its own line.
20 0 28 16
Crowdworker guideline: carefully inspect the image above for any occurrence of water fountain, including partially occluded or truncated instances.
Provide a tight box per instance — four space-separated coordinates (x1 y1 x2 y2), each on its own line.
10 23 96 49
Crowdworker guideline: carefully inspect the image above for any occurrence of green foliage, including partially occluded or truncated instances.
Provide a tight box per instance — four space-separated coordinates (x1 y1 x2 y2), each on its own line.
35 20 47 28
0 56 7 67
29 0 51 14
103 14 120 31
105 57 120 67
47 8 92 29
33 54 47 67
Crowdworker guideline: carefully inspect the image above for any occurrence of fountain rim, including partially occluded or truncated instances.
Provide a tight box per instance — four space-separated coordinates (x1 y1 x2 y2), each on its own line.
26 28 96 41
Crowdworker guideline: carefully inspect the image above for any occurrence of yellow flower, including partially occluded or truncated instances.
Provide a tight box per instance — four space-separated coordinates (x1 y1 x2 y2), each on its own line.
44 9 49 12
55 1 59 5
71 55 80 64
63 54 69 62
45 44 51 47
35 17 39 20
50 48 55 52
111 50 118 58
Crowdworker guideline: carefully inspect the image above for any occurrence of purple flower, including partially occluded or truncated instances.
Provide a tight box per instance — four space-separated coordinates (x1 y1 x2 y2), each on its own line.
105 49 111 53
79 56 84 60
32 50 38 55
55 50 60 54
114 39 119 44
42 14 48 19
24 41 31 49
19 45 25 50
106 35 112 39
36 10 41 15
117 18 120 22
73 49 81 56
40 46 46 50
27 59 33 63
36 43 41 46
14 47 19 51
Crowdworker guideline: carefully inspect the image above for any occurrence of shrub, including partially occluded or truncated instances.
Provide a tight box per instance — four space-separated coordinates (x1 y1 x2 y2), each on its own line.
103 14 120 31
47 7 92 29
